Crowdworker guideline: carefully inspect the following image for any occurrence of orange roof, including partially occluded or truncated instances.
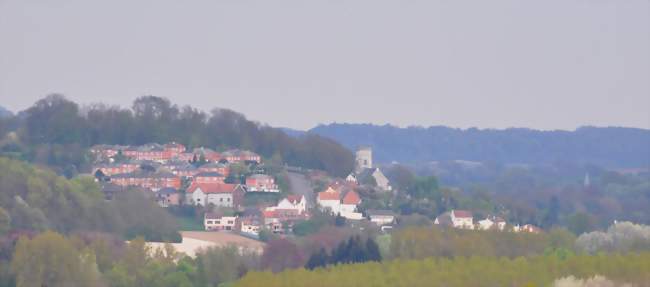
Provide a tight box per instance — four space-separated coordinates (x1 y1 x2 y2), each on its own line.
187 182 238 194
286 195 303 204
452 210 473 218
318 190 340 201
342 191 361 205
262 210 277 218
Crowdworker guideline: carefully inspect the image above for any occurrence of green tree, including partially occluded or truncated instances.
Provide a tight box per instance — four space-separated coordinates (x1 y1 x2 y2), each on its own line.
11 231 102 287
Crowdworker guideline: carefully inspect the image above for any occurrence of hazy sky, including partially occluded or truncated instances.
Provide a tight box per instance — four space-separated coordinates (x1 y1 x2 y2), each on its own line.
1 0 648 130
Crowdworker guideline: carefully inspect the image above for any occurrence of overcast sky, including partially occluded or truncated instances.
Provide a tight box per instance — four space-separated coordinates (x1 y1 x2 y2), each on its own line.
1 0 648 130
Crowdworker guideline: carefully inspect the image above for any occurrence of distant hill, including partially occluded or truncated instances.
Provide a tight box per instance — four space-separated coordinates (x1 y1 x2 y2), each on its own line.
309 124 650 168
0 106 12 118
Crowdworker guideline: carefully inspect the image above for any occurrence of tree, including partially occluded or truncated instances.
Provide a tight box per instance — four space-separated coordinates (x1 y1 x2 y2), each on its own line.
408 176 439 200
305 248 329 270
11 231 102 287
261 239 304 273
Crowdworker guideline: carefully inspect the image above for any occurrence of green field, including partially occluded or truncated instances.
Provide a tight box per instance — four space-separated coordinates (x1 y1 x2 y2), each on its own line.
174 214 205 231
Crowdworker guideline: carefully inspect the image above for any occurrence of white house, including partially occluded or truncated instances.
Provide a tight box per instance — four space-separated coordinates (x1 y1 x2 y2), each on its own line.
513 224 542 233
478 216 507 231
186 182 245 208
204 213 237 231
317 187 342 214
274 195 307 214
435 210 474 230
238 217 262 236
367 210 396 226
245 174 280 193
317 187 362 220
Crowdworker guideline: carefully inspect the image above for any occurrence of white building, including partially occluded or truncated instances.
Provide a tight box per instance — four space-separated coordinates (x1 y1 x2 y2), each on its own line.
355 146 373 172
186 182 245 208
274 195 307 214
316 187 362 219
204 213 237 231
435 210 474 230
478 216 507 231
367 210 396 226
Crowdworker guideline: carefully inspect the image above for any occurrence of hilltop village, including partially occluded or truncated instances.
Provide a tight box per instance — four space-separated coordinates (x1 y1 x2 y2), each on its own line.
91 143 542 238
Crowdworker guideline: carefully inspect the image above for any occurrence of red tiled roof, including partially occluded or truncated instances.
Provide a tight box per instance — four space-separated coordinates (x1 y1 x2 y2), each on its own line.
187 182 238 194
262 210 277 218
286 195 303 204
452 210 473 218
318 190 340 201
342 191 361 205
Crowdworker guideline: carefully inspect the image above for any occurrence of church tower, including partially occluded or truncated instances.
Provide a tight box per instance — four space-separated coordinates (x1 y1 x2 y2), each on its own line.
355 146 373 172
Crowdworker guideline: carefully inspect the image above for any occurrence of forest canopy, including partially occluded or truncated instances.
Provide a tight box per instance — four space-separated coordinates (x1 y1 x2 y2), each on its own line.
0 95 354 177
0 157 180 241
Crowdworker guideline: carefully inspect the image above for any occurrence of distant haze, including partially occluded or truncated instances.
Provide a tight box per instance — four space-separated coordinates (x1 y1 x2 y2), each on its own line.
1 0 648 130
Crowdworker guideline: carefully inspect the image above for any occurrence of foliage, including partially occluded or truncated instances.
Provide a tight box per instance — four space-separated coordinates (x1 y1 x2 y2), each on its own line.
305 236 381 269
576 222 650 254
12 231 103 287
235 252 650 287
195 245 260 287
260 239 305 273
390 226 576 259
6 95 354 177
310 123 650 168
0 157 180 241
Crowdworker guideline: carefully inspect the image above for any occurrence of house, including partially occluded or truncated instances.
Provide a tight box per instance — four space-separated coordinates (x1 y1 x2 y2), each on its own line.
356 168 392 191
237 217 263 236
262 210 284 234
155 187 181 207
317 187 342 213
274 195 307 214
367 210 396 226
245 174 279 192
340 190 361 214
171 165 199 177
316 187 362 219
198 163 229 176
186 182 245 208
90 144 125 160
123 144 173 162
222 149 261 163
164 142 186 154
435 210 474 230
345 174 357 183
93 162 140 176
192 147 222 163
110 170 181 191
478 216 507 231
194 172 226 184
513 224 542 234
204 213 237 231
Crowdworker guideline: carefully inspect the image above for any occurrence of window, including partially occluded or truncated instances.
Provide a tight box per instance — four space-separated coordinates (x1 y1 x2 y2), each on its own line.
207 221 213 224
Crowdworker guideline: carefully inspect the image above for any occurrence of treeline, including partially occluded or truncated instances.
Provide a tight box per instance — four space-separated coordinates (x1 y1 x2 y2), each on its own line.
0 157 180 241
0 95 354 177
234 252 650 287
4 231 260 287
305 236 381 270
310 123 650 168
390 226 576 259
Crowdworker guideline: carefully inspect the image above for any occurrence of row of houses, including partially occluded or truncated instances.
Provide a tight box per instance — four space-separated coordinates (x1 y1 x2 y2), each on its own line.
204 194 310 236
91 143 262 165
434 209 542 233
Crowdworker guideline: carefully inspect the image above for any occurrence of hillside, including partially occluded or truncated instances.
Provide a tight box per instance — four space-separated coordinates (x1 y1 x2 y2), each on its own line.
0 95 355 177
0 106 11 118
310 123 650 168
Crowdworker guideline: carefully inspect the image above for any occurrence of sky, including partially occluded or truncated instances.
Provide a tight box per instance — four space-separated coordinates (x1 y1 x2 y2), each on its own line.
0 0 648 130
